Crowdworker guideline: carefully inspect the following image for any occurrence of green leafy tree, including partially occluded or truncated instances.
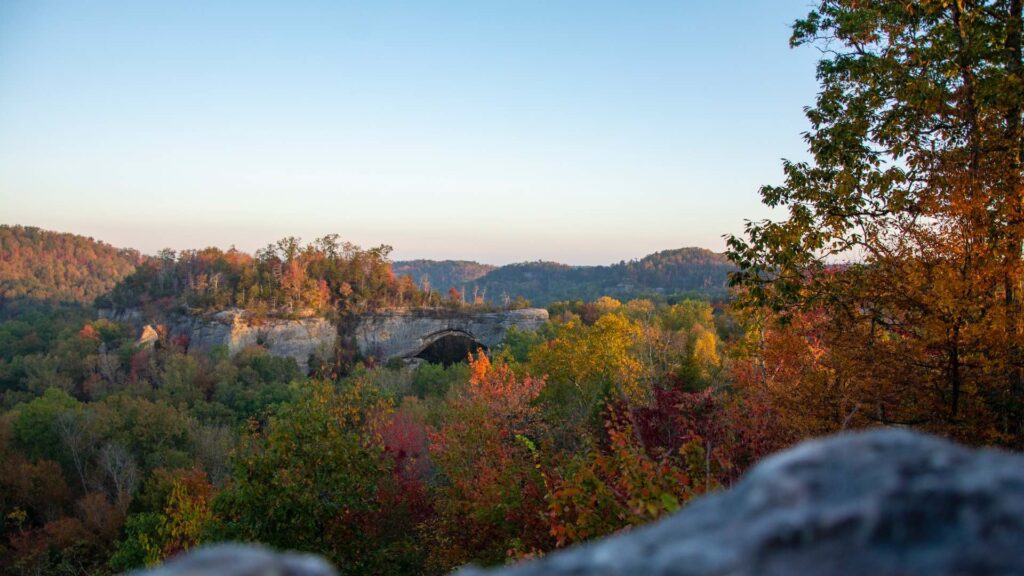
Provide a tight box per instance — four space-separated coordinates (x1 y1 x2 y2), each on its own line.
10 388 80 464
212 380 417 574
109 512 163 571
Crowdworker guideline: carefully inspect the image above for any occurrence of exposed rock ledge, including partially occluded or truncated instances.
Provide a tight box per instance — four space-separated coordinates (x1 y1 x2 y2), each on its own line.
177 310 336 374
101 307 548 371
131 429 1024 576
100 308 336 374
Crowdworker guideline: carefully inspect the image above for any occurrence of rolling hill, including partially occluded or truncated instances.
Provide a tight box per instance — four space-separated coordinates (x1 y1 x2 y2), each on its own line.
395 247 734 306
0 225 141 311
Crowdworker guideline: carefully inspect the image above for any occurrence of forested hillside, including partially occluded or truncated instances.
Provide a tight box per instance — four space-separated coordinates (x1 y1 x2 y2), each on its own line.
397 247 734 306
392 260 496 294
0 225 140 312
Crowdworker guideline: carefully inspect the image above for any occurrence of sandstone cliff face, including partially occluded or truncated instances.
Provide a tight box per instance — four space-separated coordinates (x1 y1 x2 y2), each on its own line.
103 307 547 371
353 307 549 361
132 429 1024 576
173 310 336 374
101 308 336 374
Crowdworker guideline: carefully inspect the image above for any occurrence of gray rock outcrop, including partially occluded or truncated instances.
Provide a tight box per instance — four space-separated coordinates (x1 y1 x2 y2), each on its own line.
103 307 337 373
104 306 547 372
134 429 1024 576
354 307 548 361
173 310 336 373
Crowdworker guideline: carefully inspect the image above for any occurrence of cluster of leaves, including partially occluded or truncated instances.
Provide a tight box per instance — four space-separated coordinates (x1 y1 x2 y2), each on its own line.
424 353 550 568
543 407 691 546
109 468 215 570
212 379 424 573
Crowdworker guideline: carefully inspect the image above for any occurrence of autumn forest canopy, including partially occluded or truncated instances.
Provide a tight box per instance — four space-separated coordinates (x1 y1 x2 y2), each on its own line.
1 1 1023 575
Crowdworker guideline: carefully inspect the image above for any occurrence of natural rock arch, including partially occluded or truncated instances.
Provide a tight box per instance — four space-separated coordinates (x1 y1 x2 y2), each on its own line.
353 308 548 363
412 329 488 365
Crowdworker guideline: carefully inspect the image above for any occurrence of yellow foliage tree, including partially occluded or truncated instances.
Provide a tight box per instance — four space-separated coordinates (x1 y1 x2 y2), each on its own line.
530 313 646 407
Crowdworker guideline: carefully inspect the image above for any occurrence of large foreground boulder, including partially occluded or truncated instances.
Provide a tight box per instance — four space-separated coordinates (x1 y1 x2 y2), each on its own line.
134 429 1024 576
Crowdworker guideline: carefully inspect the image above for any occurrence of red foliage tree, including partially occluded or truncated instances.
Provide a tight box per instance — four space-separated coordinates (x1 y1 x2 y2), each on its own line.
426 352 551 570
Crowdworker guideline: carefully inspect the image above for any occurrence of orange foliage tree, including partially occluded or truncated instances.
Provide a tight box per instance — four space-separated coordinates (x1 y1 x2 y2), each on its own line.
425 352 551 571
727 1 1024 447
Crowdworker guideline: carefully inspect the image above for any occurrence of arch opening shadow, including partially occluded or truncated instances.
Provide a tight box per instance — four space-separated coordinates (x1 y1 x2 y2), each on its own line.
414 332 487 366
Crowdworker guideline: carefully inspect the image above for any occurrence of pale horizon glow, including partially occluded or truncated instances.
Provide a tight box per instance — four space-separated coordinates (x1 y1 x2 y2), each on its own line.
0 1 819 266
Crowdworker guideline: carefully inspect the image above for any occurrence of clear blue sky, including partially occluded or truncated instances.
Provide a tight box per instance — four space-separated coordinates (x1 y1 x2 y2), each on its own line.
0 1 819 265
